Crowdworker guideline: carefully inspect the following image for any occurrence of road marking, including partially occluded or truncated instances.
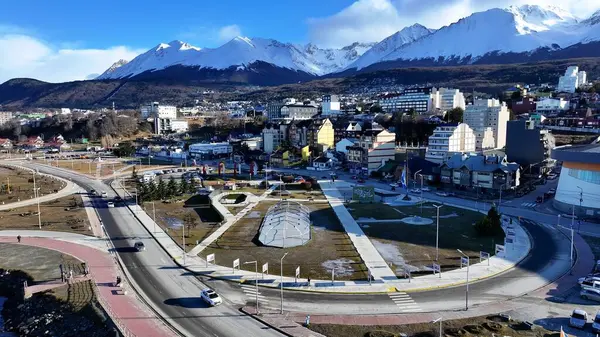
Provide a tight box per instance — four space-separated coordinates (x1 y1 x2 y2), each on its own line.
241 285 269 303
388 292 421 312
521 202 537 208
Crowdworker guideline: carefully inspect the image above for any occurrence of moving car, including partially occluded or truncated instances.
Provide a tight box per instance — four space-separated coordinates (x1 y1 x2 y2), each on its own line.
410 188 421 193
569 309 588 329
133 241 146 252
101 191 108 198
436 192 449 197
107 202 115 208
421 187 431 192
201 289 222 306
89 189 96 196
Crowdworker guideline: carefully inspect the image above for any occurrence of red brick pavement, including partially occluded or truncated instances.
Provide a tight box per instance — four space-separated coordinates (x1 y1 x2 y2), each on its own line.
0 237 176 337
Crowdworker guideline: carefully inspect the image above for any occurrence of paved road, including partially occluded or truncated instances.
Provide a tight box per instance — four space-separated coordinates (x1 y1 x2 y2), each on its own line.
19 162 283 337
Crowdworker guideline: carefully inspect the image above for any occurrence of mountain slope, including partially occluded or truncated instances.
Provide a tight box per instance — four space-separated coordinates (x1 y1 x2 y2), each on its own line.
97 38 374 79
347 24 435 70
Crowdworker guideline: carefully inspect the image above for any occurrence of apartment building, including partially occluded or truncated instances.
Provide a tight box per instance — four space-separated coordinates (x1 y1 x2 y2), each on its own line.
322 95 341 116
308 118 335 154
189 142 232 158
463 99 510 150
439 153 520 190
354 129 396 173
262 125 283 153
535 98 570 114
0 111 14 126
379 87 435 114
505 120 555 175
557 66 587 93
436 88 466 111
280 104 317 121
425 123 477 164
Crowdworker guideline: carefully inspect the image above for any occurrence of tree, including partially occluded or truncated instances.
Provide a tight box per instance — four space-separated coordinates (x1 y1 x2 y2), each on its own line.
445 107 464 123
474 206 503 237
167 176 178 197
370 104 383 113
179 175 189 195
302 182 312 191
183 212 198 235
113 142 136 157
131 166 138 180
156 178 166 200
511 91 522 101
487 206 502 235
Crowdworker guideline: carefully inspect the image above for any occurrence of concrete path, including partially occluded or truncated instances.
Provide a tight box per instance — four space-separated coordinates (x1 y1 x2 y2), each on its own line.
0 233 177 337
319 180 397 281
0 163 78 211
108 179 531 293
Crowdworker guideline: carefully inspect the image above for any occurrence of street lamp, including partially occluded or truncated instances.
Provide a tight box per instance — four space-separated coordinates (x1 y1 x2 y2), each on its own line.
457 249 469 311
433 204 443 261
32 172 41 229
244 261 259 314
152 201 157 234
577 186 583 233
280 252 288 314
432 317 443 337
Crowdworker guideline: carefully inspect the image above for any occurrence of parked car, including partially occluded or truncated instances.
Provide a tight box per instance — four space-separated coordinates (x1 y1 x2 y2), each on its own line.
581 289 600 303
107 202 115 208
436 192 449 197
548 188 556 195
201 289 222 306
410 188 421 193
89 189 96 196
421 187 431 192
593 310 600 333
357 178 365 183
133 241 146 252
569 309 588 329
101 191 108 198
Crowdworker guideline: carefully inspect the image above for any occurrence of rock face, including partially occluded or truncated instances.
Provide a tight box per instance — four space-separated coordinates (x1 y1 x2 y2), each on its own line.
0 269 113 337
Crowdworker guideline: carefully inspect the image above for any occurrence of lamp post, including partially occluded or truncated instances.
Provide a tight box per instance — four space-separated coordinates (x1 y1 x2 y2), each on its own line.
457 249 469 310
32 172 41 229
433 204 443 261
244 261 259 314
152 201 157 234
418 173 424 216
280 252 288 314
570 205 575 268
432 317 443 337
577 186 583 233
413 169 422 192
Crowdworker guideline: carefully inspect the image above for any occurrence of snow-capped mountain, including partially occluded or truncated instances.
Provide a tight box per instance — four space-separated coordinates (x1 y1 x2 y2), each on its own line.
366 5 598 68
347 24 435 70
98 59 129 77
97 38 374 79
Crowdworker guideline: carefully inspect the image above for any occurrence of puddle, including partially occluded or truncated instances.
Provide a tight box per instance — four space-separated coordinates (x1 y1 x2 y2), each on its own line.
163 217 183 228
321 259 354 277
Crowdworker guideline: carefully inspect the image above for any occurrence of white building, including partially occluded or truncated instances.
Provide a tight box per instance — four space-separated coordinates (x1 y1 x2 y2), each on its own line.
0 111 13 126
262 125 282 153
557 66 587 93
143 102 180 135
189 143 232 157
379 87 436 113
170 119 189 133
60 108 72 115
435 88 466 112
535 98 570 113
425 123 477 164
322 95 341 116
463 99 510 150
335 138 357 154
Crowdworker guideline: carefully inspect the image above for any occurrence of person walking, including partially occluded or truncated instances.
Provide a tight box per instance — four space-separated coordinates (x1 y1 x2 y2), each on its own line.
17 235 21 243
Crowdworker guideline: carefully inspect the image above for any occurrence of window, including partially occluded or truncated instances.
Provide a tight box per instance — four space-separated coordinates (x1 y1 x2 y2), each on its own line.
568 168 600 185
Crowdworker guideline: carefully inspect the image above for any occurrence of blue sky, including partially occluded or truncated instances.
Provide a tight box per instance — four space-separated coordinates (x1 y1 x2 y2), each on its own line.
1 0 599 83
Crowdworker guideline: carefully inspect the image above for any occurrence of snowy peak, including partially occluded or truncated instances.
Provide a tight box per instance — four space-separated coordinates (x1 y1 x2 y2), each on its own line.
96 59 129 78
506 4 577 34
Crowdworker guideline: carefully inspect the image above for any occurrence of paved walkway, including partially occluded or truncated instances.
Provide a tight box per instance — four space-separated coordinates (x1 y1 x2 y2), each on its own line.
109 179 531 293
319 180 397 281
0 163 78 211
0 232 177 337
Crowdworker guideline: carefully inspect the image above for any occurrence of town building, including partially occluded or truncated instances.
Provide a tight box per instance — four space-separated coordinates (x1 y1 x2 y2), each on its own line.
333 120 363 143
189 142 232 158
435 88 466 112
262 124 283 153
0 138 13 149
379 87 436 114
266 101 285 120
425 123 477 164
357 129 396 173
551 144 600 219
463 99 510 150
279 104 317 121
308 118 335 154
557 66 587 93
321 95 341 116
505 120 555 175
535 98 570 114
511 97 537 115
312 156 334 170
335 138 358 154
439 153 520 191
142 102 187 135
0 111 13 126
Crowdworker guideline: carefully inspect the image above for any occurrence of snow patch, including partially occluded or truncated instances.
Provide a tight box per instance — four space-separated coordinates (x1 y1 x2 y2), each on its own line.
321 259 354 277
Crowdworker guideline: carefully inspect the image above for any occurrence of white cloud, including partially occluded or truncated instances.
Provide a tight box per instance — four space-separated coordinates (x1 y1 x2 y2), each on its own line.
0 33 143 84
218 24 242 42
308 0 600 47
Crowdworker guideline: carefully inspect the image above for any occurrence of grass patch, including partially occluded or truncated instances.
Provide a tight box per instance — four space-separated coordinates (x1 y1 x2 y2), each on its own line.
0 166 64 205
49 159 99 175
0 195 92 235
202 201 367 280
309 315 556 337
348 203 502 274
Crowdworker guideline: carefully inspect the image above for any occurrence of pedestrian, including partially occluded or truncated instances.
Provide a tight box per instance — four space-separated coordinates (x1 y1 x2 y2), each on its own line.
17 235 21 243
307 277 311 286
69 269 74 283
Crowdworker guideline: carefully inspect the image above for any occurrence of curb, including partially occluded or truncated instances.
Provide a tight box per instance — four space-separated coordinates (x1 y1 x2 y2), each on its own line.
239 307 295 337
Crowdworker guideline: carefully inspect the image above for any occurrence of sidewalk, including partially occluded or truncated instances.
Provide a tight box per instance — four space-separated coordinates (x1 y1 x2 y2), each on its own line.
0 163 78 211
0 233 177 337
109 180 532 294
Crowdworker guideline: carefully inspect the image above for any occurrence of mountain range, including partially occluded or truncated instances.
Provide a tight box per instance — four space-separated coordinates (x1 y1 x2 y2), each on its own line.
96 4 600 85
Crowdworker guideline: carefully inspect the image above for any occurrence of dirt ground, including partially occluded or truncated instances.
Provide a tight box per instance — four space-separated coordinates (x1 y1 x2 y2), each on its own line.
48 159 99 175
348 203 502 274
0 195 92 235
0 166 64 205
142 197 223 252
202 201 367 280
309 315 557 337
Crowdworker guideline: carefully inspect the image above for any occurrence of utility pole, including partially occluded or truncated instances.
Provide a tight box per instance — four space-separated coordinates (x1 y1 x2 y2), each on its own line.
280 252 288 314
457 249 469 310
33 172 41 229
433 205 443 261
152 201 157 234
182 222 186 265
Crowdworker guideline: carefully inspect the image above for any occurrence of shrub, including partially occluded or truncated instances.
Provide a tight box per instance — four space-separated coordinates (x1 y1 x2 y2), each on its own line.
302 182 312 191
365 330 397 337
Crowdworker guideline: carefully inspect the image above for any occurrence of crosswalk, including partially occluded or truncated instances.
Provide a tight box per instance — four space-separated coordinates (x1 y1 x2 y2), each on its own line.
241 284 270 306
521 202 537 208
388 292 422 312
